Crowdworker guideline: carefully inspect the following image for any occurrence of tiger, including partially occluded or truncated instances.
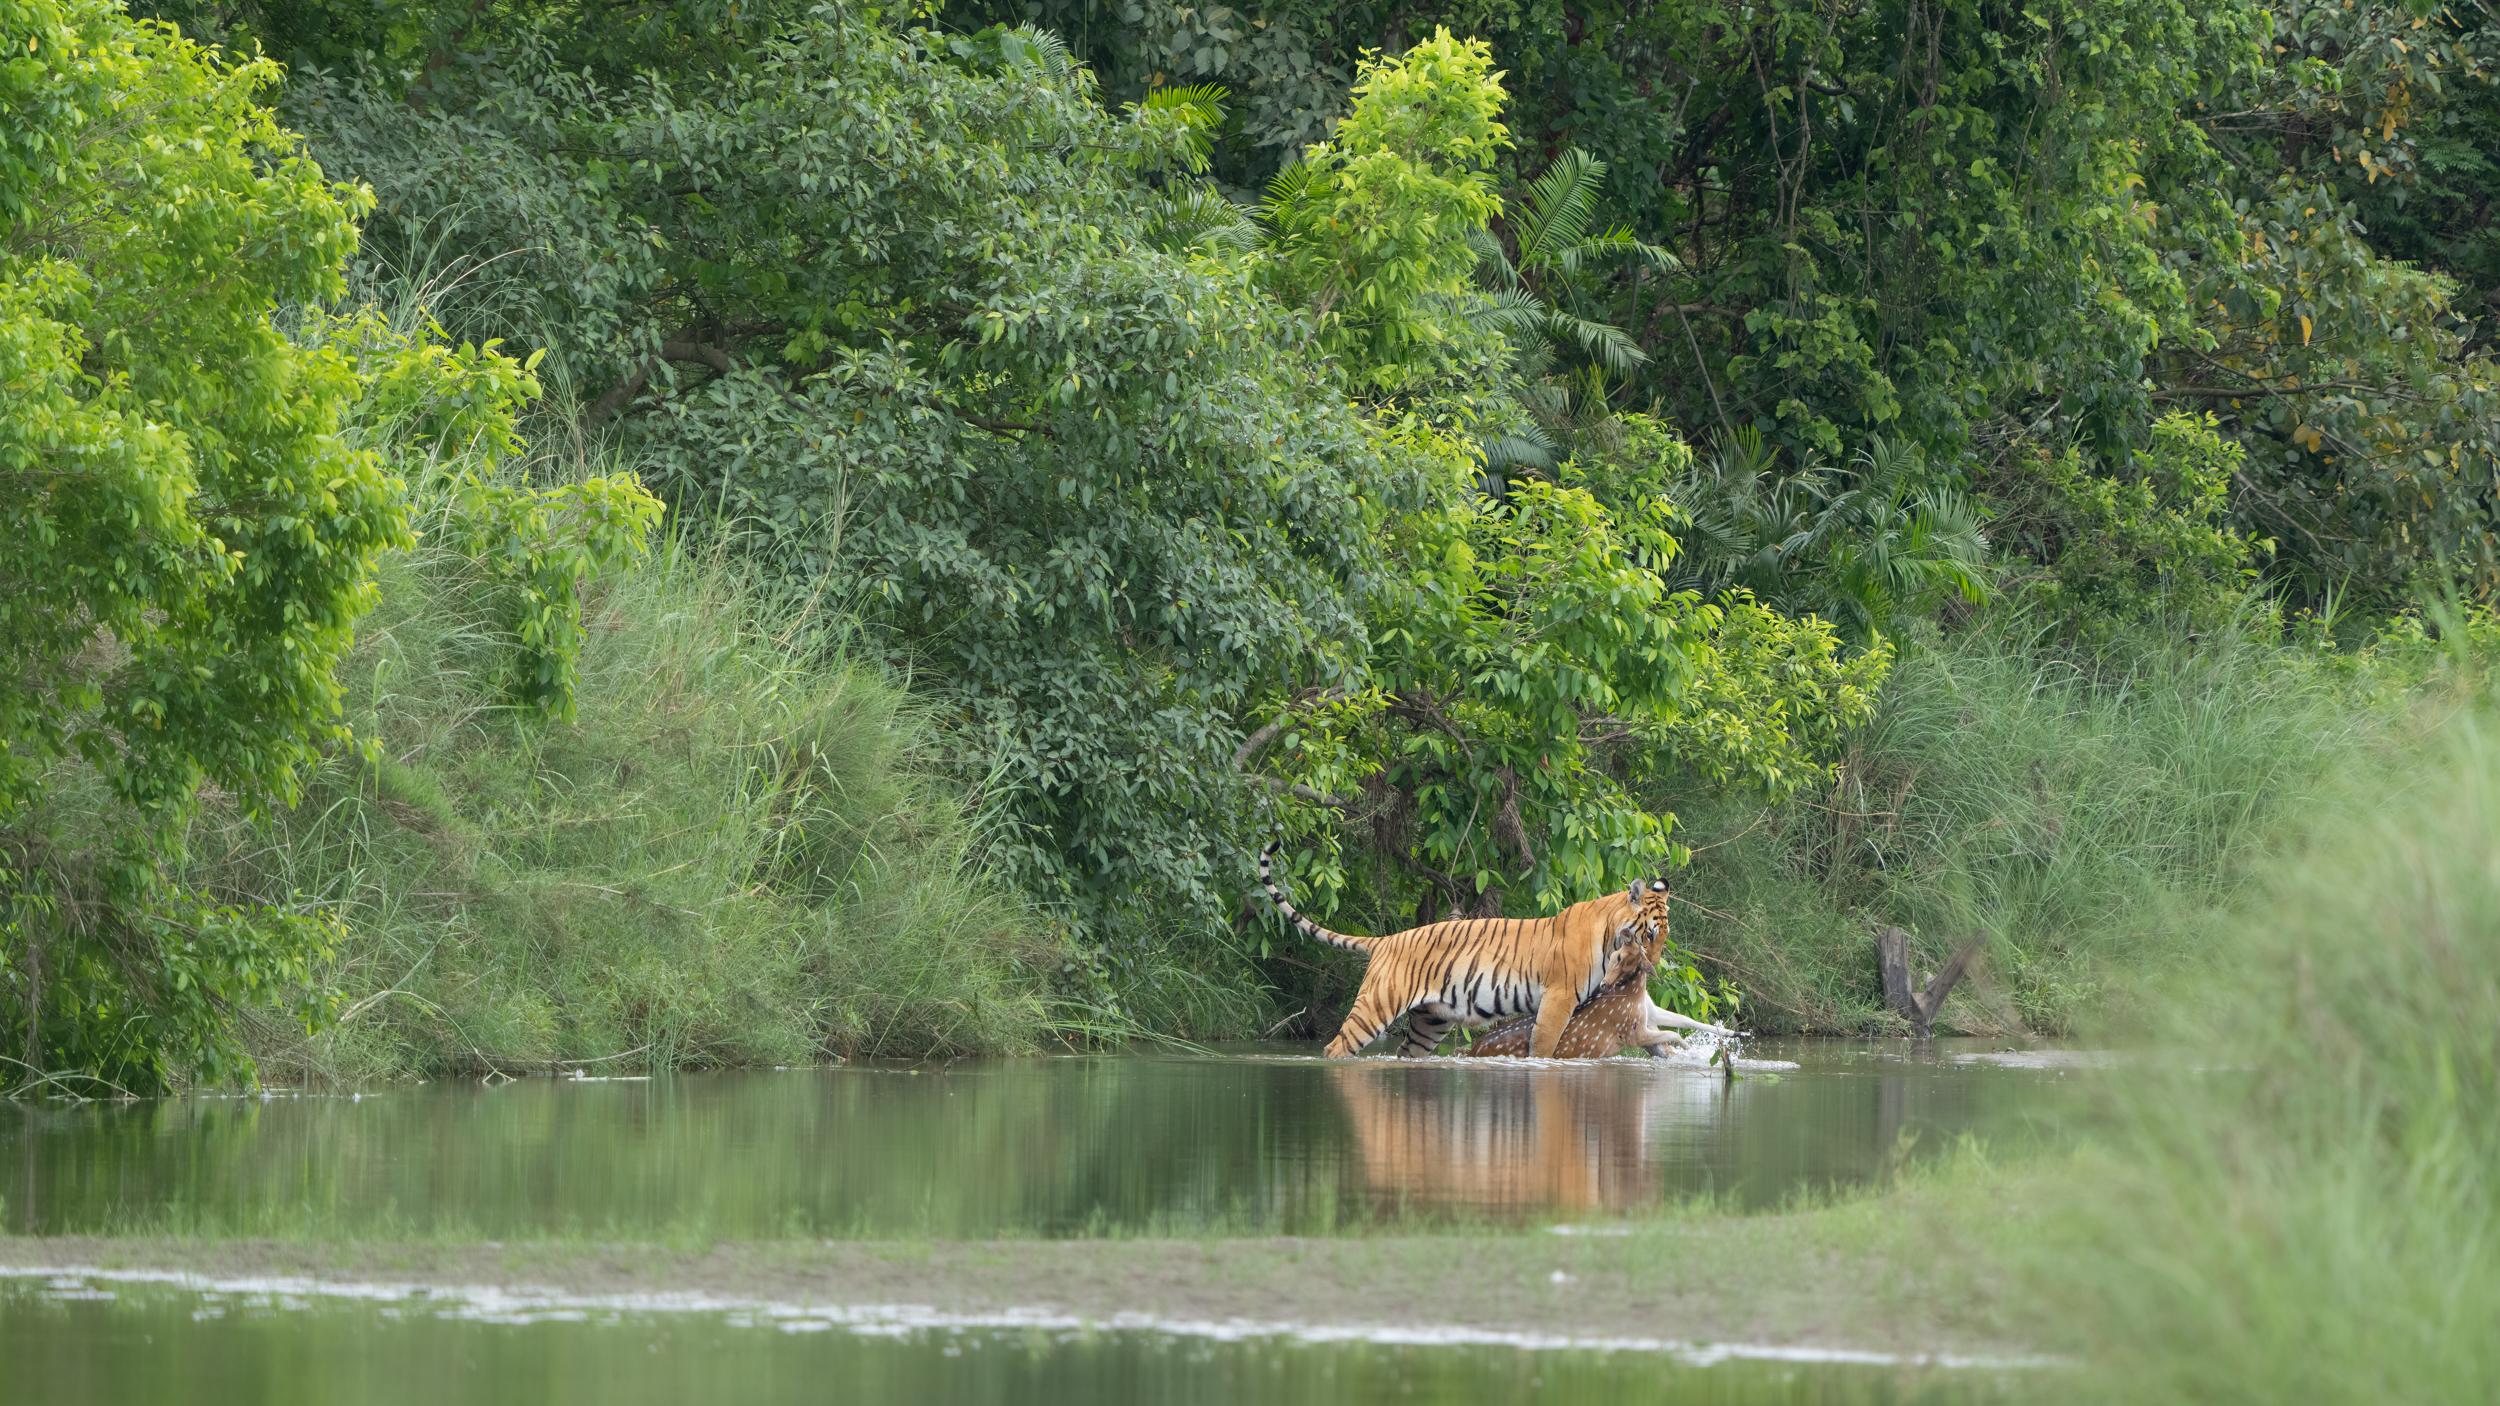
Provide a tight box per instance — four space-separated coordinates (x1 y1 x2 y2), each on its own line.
1259 840 1669 1058
1463 879 1732 1059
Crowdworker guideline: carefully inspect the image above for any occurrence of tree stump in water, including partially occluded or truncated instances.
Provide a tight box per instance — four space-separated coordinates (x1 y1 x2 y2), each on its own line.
1876 926 1984 1038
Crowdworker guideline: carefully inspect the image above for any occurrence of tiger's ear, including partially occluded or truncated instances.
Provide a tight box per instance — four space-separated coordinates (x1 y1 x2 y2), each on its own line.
1624 882 1643 908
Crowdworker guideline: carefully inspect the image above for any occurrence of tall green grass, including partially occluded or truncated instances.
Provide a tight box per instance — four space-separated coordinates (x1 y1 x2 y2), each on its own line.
2019 701 2500 1400
185 478 1067 1081
1672 612 2442 1034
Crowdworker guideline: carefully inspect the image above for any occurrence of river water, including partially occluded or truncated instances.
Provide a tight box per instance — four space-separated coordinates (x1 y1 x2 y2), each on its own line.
0 1041 2077 1402
0 1041 2077 1237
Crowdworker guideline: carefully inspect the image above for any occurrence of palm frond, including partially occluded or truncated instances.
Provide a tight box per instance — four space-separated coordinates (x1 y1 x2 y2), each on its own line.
1467 226 1523 291
1715 425 1779 484
1514 147 1605 270
1155 186 1262 254
1559 226 1680 276
1480 424 1559 472
1511 373 1572 425
1140 82 1228 113
1465 286 1552 340
999 27 1080 85
1547 308 1647 375
1135 84 1229 174
1262 158 1319 220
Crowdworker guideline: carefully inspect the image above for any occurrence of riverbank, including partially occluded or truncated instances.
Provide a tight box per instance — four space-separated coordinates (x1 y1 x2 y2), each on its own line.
154 456 2500 1079
191 452 2488 1080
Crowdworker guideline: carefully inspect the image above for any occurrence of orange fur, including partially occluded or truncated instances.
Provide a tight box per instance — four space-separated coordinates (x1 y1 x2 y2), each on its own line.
1261 843 1663 1058
1326 1063 1661 1213
1466 890 1671 1059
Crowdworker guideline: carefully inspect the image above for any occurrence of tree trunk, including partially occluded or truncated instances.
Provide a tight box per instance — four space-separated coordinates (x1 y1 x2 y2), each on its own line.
1877 926 1983 1038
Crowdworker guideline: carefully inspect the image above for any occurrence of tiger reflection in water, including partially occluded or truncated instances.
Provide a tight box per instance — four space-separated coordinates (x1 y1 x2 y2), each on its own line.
1325 1061 1727 1214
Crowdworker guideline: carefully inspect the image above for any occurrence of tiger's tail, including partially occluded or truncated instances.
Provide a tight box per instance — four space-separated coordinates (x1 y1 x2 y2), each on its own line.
1259 840 1371 953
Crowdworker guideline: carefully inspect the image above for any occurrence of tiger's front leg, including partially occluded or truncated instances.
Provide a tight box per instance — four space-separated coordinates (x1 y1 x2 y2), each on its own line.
1527 985 1577 1058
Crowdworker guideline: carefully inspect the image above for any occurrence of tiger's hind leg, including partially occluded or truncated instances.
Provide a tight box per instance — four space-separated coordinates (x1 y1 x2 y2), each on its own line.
1323 984 1407 1058
1397 1002 1462 1057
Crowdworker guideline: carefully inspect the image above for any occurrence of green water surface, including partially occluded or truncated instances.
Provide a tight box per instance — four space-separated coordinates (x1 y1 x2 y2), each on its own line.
0 1042 2074 1238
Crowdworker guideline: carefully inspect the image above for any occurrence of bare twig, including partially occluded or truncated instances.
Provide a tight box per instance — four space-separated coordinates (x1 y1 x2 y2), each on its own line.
1232 686 1352 767
0 1053 139 1102
586 356 657 426
1684 809 1771 855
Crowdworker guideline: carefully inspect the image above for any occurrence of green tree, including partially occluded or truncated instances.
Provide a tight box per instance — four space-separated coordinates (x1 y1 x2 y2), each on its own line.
2245 0 2500 331
1000 0 2500 612
1985 412 2266 641
1239 43 1887 945
1252 417 1888 928
1 0 657 1088
1259 29 1513 393
2160 25 2500 605
2 0 401 1088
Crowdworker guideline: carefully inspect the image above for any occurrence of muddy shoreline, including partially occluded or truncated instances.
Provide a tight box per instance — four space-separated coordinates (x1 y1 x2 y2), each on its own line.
0 1214 2027 1361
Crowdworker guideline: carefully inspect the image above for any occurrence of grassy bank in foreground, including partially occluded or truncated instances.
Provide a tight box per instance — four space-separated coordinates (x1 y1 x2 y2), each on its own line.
185 478 1070 1081
2009 702 2500 1402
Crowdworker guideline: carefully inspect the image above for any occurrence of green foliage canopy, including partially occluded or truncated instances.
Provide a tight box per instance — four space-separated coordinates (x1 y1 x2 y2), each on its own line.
1262 416 1889 924
1260 29 1511 390
294 15 1415 956
1986 412 2267 641
76 0 2500 1060
1001 0 2500 613
278 9 1884 991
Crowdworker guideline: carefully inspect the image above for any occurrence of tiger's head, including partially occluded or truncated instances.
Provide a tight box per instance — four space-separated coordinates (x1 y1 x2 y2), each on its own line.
1613 876 1672 957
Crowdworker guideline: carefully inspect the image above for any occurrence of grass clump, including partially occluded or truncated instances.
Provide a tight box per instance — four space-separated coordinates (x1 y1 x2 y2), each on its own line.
184 474 1066 1081
2020 700 2500 1400
1672 611 2441 1035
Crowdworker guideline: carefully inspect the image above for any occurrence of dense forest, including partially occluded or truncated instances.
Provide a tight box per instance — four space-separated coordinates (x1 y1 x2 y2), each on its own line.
6 0 2499 1090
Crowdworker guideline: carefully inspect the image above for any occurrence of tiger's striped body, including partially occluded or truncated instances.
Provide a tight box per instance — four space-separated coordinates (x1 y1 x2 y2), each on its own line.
1466 895 1690 1058
1260 842 1660 1058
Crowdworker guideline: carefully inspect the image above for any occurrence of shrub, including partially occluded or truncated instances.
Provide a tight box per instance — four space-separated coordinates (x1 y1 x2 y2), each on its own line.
197 483 1065 1079
1987 412 2265 642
